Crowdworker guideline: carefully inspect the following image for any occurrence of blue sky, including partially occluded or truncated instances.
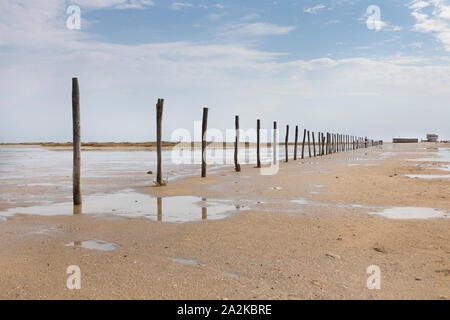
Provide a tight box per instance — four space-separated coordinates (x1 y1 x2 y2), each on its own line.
1 0 450 142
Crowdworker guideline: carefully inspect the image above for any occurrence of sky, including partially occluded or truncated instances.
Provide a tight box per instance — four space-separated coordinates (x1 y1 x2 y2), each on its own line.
0 0 450 142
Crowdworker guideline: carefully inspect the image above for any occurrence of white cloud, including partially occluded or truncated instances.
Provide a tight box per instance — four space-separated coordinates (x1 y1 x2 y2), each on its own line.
220 22 297 36
304 4 326 14
409 0 450 50
170 2 225 10
72 0 155 10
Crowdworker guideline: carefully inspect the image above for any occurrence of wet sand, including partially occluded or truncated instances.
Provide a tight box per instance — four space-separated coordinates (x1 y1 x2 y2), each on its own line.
0 143 449 299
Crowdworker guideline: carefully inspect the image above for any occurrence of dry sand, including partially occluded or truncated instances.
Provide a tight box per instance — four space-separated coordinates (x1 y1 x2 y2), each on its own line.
0 143 449 299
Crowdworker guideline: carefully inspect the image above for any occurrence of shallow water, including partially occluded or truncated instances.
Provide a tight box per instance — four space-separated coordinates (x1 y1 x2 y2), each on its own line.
406 174 450 179
368 207 449 220
173 258 203 266
0 190 239 222
66 240 116 251
0 145 292 206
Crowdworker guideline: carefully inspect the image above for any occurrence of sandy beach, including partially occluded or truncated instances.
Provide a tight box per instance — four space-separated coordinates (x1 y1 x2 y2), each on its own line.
0 143 449 300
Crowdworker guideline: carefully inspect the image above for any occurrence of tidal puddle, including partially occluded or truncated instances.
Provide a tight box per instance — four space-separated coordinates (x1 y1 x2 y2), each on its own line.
270 186 283 191
291 198 312 205
0 190 239 223
405 174 450 179
66 240 116 251
368 207 449 220
173 258 204 266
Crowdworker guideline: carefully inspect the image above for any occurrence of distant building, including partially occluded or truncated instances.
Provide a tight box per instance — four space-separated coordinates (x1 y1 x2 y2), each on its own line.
393 138 419 143
426 134 439 142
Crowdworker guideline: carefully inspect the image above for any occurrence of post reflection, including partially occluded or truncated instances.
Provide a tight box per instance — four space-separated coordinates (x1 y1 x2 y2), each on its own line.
73 205 82 215
202 197 207 220
157 197 162 221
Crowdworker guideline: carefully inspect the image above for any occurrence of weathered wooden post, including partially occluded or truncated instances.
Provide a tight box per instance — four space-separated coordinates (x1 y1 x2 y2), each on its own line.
301 129 306 159
201 107 208 178
294 125 299 160
273 121 278 165
307 131 311 158
72 78 81 206
312 132 316 157
256 119 261 168
234 115 241 172
322 133 326 155
285 125 289 162
156 98 164 185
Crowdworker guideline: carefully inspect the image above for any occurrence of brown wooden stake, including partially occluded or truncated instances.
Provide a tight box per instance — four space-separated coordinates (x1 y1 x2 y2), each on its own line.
72 78 81 206
294 125 299 160
234 115 241 172
201 107 208 178
273 121 278 165
285 125 289 162
307 131 311 158
156 98 164 185
322 133 326 155
301 129 306 159
256 119 261 168
312 132 316 157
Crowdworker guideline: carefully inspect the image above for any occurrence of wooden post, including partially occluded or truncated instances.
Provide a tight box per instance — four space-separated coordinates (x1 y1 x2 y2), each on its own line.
285 125 289 162
301 129 306 159
201 107 208 178
312 132 316 157
234 115 241 172
72 78 81 206
307 131 311 158
273 121 278 165
322 133 326 155
256 119 261 168
294 125 299 160
317 132 321 156
156 98 164 185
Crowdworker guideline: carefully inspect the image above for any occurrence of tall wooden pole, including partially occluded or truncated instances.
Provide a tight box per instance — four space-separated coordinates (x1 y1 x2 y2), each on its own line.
156 98 164 185
312 132 316 157
72 78 81 206
234 115 241 172
322 133 326 155
285 125 289 162
256 119 261 168
293 125 299 160
273 121 278 165
301 129 306 159
201 107 208 178
307 131 311 158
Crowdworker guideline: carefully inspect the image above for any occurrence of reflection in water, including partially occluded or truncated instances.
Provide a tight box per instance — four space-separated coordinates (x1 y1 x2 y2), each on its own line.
157 197 162 222
202 197 207 220
1 190 238 223
73 205 82 215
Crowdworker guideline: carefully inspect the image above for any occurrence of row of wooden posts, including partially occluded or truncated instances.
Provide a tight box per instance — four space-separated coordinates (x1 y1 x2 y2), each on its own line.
71 79 381 205
153 98 382 185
